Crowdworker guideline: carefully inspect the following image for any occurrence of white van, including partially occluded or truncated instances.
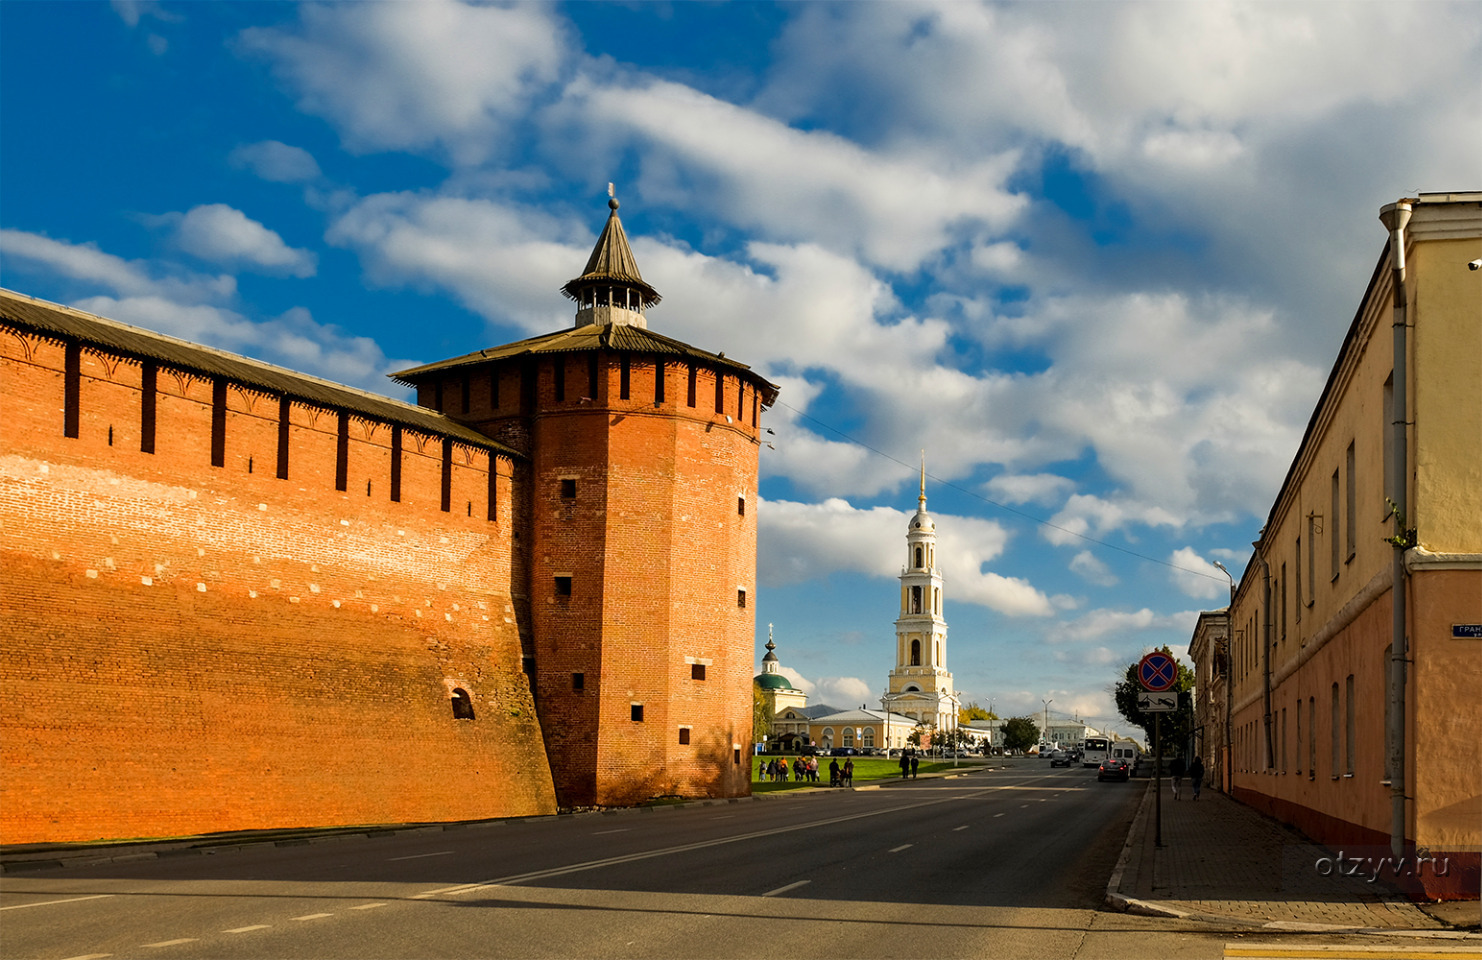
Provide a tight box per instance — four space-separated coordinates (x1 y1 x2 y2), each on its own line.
1110 744 1140 772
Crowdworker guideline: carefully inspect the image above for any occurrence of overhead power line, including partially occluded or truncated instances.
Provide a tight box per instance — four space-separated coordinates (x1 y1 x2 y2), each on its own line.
774 400 1227 585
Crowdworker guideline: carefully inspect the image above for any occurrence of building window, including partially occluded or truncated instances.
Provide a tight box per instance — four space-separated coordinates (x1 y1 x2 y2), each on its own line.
555 576 572 597
1308 696 1316 778
1330 682 1340 778
691 663 706 681
910 639 921 666
554 358 566 402
451 688 475 720
561 478 576 499
734 748 741 765
461 373 471 413
1294 699 1302 775
862 729 875 748
141 361 157 454
1330 469 1341 579
1279 565 1286 642
389 426 401 502
910 586 922 614
1306 515 1316 605
915 546 923 568
738 496 746 517
687 364 697 407
631 703 644 722
1383 645 1393 781
572 672 584 691
1295 539 1302 623
1345 441 1357 562
1383 374 1395 512
655 360 665 404
1345 674 1355 776
737 588 746 608
440 439 452 513
843 728 854 747
714 371 725 414
1280 707 1287 772
678 727 691 745
335 411 349 492
619 354 630 400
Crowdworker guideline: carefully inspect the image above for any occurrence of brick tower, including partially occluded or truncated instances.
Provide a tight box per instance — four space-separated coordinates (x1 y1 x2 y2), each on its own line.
392 195 777 806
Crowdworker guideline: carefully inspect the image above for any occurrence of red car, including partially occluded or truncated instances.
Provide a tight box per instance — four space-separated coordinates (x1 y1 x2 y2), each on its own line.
1097 758 1130 782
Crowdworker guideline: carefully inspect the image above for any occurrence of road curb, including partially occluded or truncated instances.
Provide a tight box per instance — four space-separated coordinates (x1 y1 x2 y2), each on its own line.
1103 778 1153 913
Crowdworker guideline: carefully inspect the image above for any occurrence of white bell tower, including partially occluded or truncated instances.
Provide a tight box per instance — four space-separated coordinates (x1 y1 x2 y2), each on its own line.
881 455 959 740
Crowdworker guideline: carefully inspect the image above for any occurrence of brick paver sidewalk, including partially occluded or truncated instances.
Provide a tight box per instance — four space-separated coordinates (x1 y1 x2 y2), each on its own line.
1113 779 1443 930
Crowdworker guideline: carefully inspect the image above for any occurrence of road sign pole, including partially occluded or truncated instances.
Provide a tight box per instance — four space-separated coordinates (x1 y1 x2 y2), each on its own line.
1154 713 1162 848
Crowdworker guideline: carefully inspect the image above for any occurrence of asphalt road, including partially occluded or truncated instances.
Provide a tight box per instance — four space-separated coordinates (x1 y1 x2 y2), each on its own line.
0 763 1243 959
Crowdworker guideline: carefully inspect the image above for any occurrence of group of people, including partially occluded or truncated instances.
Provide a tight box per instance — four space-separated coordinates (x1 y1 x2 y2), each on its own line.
757 755 857 787
1169 755 1205 800
898 750 920 779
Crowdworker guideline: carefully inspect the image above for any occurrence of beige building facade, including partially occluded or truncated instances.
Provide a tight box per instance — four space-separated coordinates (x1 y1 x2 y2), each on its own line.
1214 193 1480 899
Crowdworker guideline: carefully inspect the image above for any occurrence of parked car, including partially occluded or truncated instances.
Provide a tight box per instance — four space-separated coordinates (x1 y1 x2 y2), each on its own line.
1097 758 1131 782
829 747 857 757
1049 750 1071 767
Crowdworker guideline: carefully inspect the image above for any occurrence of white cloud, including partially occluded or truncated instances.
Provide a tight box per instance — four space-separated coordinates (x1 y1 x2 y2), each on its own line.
241 1 567 166
1069 550 1118 587
814 677 875 710
757 495 1051 617
0 229 235 303
986 473 1074 507
1168 546 1228 601
555 74 1027 272
230 141 322 183
166 205 317 277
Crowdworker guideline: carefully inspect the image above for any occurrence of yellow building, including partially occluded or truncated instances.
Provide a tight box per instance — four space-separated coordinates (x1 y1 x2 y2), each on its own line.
1215 192 1480 899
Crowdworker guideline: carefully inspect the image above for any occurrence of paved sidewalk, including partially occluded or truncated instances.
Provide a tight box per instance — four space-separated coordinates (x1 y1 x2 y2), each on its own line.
1106 777 1477 934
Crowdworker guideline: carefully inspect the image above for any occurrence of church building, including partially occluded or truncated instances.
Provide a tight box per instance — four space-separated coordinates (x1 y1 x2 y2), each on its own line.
879 462 960 740
0 195 778 842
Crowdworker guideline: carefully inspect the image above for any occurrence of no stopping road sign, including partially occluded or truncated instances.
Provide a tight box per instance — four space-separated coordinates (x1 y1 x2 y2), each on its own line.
1138 651 1177 692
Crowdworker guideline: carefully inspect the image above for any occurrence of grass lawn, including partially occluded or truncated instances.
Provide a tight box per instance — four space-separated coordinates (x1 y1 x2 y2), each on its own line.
752 756 972 792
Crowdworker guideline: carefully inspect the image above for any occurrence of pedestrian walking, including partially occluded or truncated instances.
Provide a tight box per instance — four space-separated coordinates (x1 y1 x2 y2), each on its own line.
829 759 841 787
843 758 854 787
1170 755 1186 800
899 752 910 779
910 753 919 779
1189 756 1205 800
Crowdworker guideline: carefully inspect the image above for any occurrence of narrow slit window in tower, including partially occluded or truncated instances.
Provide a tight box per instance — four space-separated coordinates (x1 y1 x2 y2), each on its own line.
451 689 475 720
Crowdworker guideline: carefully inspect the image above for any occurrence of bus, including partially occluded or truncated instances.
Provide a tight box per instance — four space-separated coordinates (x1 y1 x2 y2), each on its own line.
1082 736 1110 769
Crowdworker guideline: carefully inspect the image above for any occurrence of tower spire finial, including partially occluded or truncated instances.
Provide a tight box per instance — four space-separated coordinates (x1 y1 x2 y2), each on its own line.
919 451 927 506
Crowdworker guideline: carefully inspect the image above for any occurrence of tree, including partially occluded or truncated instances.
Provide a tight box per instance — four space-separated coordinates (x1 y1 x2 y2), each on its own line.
752 683 773 745
906 728 923 747
1113 647 1195 753
1001 716 1039 753
959 701 997 722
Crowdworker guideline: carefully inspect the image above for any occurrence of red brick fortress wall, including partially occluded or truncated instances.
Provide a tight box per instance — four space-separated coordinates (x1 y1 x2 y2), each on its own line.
0 326 557 843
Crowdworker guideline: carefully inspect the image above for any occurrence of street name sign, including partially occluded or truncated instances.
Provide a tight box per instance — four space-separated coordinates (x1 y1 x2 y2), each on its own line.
1137 692 1177 712
1137 651 1177 692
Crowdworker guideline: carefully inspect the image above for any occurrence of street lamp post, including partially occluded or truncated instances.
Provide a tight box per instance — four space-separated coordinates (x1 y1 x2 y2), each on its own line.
1041 697 1053 753
1213 560 1236 795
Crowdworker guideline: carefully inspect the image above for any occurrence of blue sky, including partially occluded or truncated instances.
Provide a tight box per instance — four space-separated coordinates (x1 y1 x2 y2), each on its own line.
3 2 1478 740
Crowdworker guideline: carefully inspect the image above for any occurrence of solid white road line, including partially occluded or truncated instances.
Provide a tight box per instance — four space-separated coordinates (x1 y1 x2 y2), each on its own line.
761 880 811 898
388 851 454 861
0 894 115 911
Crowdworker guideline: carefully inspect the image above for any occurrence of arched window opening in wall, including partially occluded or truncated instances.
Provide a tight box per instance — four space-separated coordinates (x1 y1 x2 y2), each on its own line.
910 586 922 614
451 688 475 720
1345 674 1355 776
910 640 921 666
936 641 941 665
862 728 875 748
822 728 834 748
914 546 923 568
843 728 854 747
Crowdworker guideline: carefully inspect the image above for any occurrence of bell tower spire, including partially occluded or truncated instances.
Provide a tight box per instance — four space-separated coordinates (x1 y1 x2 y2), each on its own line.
881 455 959 744
561 187 661 330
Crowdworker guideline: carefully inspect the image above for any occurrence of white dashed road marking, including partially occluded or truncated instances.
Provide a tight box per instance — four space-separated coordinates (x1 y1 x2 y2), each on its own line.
952 825 969 831
762 880 811 897
293 913 334 921
593 829 630 835
143 939 197 948
350 903 387 910
0 894 115 911
388 850 454 861
59 954 113 960
888 844 913 853
224 925 270 934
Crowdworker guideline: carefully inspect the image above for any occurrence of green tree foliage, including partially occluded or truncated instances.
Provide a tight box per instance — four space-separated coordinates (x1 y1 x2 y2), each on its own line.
959 701 997 722
906 728 923 747
1001 716 1039 752
1113 646 1195 752
752 683 773 745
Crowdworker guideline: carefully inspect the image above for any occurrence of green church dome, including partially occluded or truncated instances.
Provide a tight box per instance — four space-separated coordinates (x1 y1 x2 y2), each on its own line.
754 673 795 691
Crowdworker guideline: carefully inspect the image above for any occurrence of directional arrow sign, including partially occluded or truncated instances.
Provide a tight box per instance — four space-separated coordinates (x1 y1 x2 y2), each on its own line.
1137 691 1177 712
1138 651 1178 692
